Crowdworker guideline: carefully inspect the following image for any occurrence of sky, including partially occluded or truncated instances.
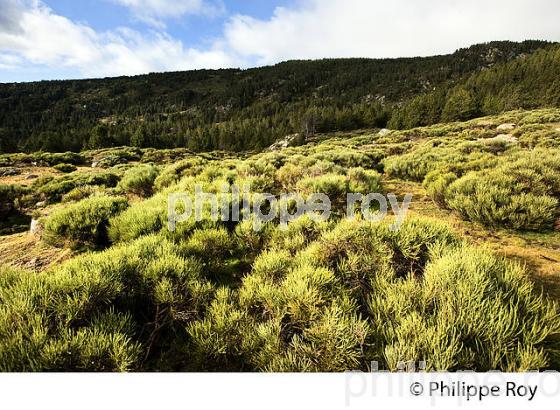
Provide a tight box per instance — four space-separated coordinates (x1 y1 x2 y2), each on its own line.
0 0 559 83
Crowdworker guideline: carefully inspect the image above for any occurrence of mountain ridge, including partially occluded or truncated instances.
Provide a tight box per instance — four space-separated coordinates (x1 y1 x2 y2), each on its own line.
0 40 557 153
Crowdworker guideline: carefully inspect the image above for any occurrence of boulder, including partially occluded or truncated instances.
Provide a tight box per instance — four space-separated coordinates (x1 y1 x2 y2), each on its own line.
0 168 21 177
30 218 41 235
25 174 39 180
478 134 518 144
496 123 516 131
494 134 518 143
268 134 301 151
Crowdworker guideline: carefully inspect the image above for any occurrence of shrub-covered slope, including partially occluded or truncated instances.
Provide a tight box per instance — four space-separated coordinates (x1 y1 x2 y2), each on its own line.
1 108 559 371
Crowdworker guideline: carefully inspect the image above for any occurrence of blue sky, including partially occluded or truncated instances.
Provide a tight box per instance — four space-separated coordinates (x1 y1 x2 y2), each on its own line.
1 0 559 82
45 1 292 46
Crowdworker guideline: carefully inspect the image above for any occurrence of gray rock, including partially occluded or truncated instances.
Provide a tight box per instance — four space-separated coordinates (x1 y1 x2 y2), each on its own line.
0 168 21 177
496 123 516 131
268 134 301 151
25 174 39 180
30 218 41 235
479 134 518 144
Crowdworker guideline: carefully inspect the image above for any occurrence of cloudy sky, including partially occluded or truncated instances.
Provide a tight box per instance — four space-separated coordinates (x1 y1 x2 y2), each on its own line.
1 0 559 82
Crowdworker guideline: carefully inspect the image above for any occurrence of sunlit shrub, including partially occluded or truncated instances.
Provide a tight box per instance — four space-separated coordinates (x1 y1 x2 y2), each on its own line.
35 171 120 203
44 195 128 249
118 164 159 197
154 157 207 191
0 234 215 371
109 193 167 243
53 163 78 173
372 246 560 371
441 151 560 230
62 185 104 203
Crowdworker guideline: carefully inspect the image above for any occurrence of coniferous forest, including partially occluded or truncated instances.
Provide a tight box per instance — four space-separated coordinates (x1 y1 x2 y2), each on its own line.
1 40 558 153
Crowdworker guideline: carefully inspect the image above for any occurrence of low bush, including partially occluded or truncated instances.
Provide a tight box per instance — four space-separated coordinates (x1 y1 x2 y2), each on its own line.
296 170 383 211
154 157 207 191
36 152 85 166
44 195 128 249
0 184 32 234
446 173 558 230
117 164 159 197
426 150 560 230
53 163 78 173
186 218 560 371
62 185 105 203
34 171 120 203
374 246 560 370
94 148 142 168
0 235 214 371
109 192 178 243
0 184 30 217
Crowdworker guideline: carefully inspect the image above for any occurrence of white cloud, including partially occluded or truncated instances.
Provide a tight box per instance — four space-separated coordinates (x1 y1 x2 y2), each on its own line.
109 0 225 27
222 0 560 65
0 0 238 79
1 0 560 81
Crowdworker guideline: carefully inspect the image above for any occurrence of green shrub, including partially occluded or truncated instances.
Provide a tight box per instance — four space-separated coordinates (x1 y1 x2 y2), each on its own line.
44 195 128 249
36 152 85 166
432 151 560 230
154 157 207 191
118 164 159 196
373 246 560 370
53 163 78 173
178 228 239 282
0 184 30 217
423 171 457 207
0 184 32 234
35 171 120 203
0 264 141 371
347 167 383 194
269 215 330 254
62 185 104 203
109 194 167 243
94 148 141 168
276 163 305 190
0 235 214 371
446 173 558 230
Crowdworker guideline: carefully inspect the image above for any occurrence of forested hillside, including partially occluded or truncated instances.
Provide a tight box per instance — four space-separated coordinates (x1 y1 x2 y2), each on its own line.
0 40 555 153
390 44 560 128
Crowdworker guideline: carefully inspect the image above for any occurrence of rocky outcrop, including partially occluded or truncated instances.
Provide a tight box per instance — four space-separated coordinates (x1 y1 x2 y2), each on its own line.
479 134 518 144
0 168 21 177
497 123 516 132
268 134 302 151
